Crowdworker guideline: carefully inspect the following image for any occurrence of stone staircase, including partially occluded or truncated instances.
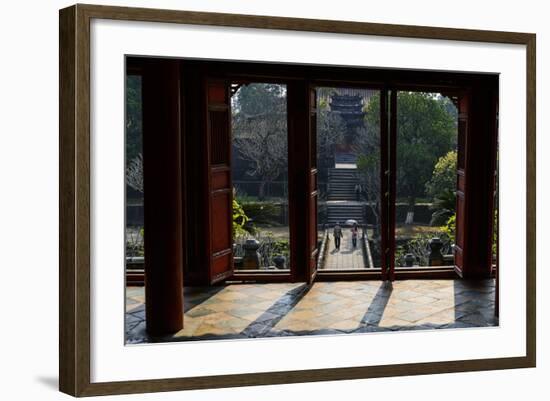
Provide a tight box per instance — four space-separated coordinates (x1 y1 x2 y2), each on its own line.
334 153 357 165
326 203 364 225
325 166 364 225
327 168 358 201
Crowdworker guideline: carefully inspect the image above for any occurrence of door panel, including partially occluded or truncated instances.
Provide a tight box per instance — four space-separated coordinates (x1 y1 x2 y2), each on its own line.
308 87 319 284
206 79 233 284
455 92 469 277
388 89 397 281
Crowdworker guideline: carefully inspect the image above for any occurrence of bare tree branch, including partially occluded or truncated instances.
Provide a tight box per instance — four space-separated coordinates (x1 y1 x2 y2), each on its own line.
126 153 143 193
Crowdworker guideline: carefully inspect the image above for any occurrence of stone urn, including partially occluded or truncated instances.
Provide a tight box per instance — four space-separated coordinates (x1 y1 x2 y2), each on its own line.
273 255 286 269
404 253 415 267
242 238 261 269
428 237 444 266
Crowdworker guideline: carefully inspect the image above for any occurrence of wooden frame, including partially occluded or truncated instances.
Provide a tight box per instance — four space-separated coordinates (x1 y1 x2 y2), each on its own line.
60 3 536 397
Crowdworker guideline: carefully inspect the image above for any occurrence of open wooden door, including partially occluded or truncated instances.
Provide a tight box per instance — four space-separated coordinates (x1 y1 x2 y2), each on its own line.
454 91 469 277
307 86 319 284
380 88 396 282
387 89 397 282
205 79 234 284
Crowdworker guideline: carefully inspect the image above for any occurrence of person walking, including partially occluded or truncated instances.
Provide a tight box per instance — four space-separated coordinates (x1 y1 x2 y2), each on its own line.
354 183 362 201
333 222 343 250
351 223 359 248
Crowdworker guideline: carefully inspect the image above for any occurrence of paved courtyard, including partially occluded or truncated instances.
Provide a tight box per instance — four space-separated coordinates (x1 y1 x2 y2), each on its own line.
322 229 366 270
126 279 497 344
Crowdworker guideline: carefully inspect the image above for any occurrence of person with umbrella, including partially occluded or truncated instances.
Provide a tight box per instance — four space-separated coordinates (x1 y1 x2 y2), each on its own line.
351 222 359 248
333 222 343 250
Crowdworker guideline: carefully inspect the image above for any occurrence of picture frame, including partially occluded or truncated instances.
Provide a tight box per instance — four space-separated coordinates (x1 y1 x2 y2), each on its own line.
59 3 536 397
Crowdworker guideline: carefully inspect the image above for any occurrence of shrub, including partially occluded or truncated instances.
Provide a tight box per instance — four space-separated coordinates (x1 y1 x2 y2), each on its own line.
232 198 249 237
241 201 281 225
426 150 457 199
395 232 453 267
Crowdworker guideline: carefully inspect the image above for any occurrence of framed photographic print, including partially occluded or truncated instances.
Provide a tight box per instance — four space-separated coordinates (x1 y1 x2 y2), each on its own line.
59 3 536 397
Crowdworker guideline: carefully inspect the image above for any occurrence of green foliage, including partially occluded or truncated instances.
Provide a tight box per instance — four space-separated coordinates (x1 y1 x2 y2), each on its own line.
395 232 453 267
233 230 290 267
232 198 249 237
273 239 290 256
240 201 281 226
426 150 457 199
443 211 497 258
492 209 498 256
395 234 433 267
126 226 144 257
395 92 456 200
365 92 456 202
357 152 379 172
443 214 456 244
430 189 456 226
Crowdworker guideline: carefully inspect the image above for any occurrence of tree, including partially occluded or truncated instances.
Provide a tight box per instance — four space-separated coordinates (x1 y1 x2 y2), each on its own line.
426 150 457 226
316 107 346 170
426 150 457 199
396 93 455 223
364 92 456 224
232 84 287 200
356 128 381 237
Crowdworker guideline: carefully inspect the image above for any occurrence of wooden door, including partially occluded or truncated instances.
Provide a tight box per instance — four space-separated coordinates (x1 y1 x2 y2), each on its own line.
205 79 234 284
307 86 319 284
379 88 396 281
454 91 469 276
387 89 397 281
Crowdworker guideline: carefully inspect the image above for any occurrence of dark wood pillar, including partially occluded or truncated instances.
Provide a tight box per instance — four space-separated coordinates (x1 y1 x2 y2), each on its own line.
287 81 318 283
142 59 184 335
287 81 308 282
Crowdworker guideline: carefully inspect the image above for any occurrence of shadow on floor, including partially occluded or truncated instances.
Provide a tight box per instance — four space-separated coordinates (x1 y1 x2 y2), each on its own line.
240 283 312 337
360 281 393 327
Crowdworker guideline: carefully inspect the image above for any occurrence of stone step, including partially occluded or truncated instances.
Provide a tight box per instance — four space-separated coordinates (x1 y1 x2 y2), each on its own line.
328 175 357 179
327 198 356 201
327 208 363 212
329 167 357 172
328 212 364 216
327 212 363 216
328 174 357 178
327 197 356 201
329 185 357 188
328 175 357 180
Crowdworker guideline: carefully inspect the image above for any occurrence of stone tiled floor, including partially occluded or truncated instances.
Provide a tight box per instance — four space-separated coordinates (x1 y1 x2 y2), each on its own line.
126 279 497 344
322 229 365 270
